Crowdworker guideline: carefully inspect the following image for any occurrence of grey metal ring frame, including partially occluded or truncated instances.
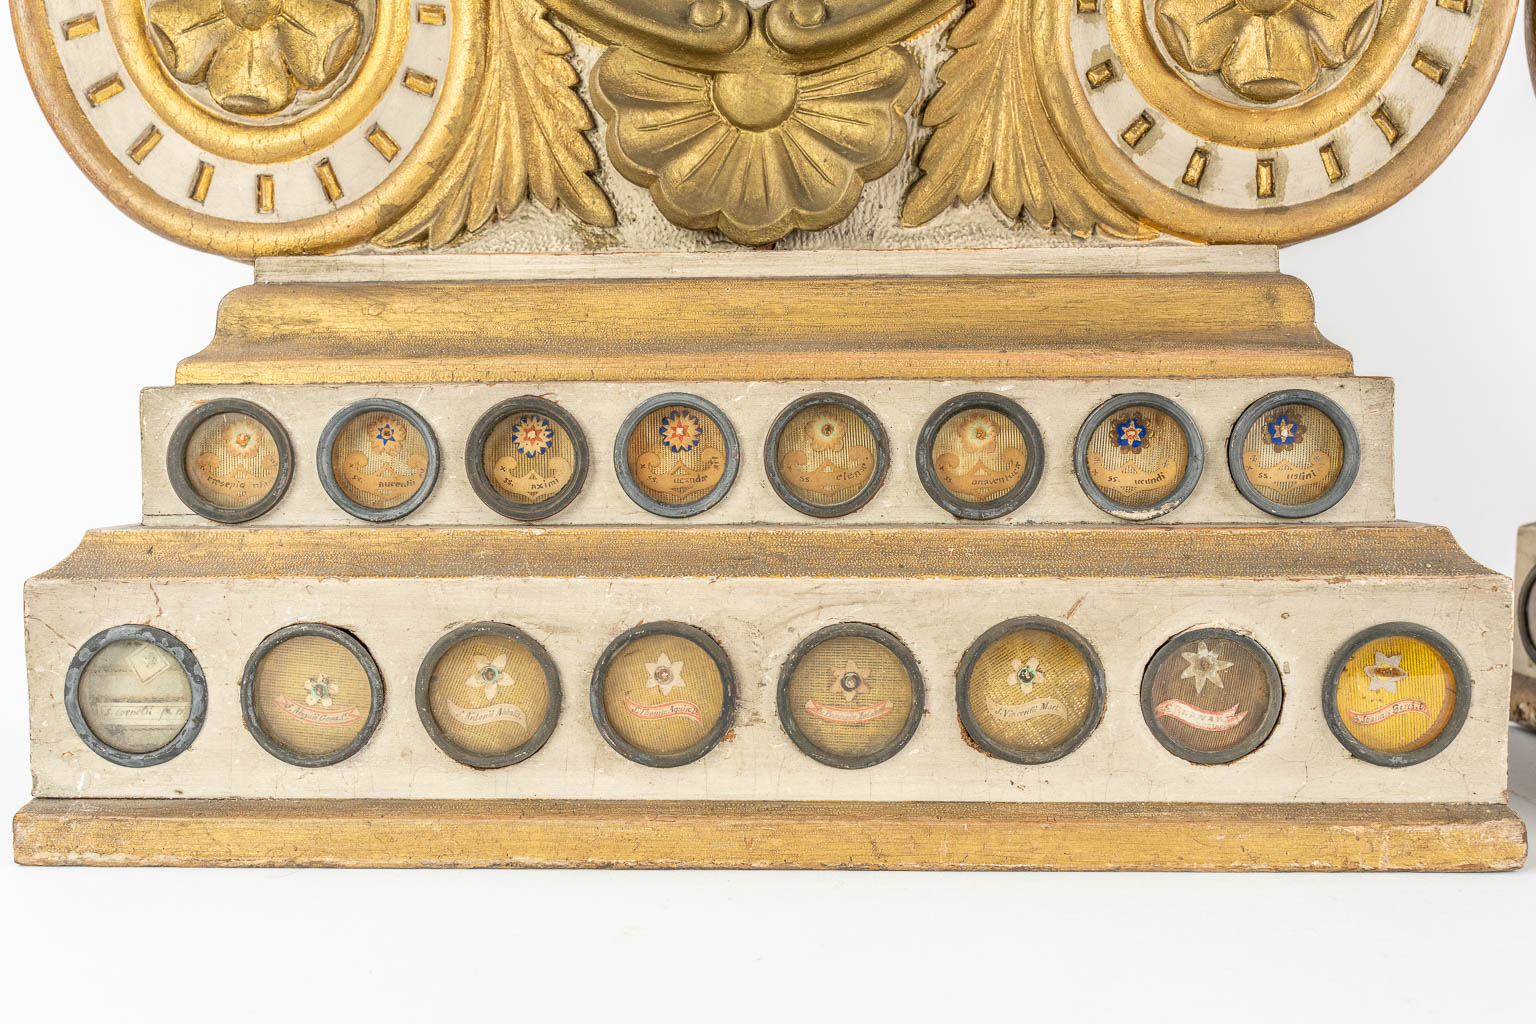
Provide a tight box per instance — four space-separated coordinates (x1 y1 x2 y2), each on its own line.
1518 565 1536 666
1139 626 1283 766
1321 621 1471 768
915 392 1045 520
316 398 441 522
762 392 890 518
589 621 737 768
465 396 590 521
415 621 563 769
166 398 294 523
612 393 741 518
64 624 208 768
1226 389 1361 519
241 623 385 768
955 616 1105 765
777 622 925 770
1072 392 1205 521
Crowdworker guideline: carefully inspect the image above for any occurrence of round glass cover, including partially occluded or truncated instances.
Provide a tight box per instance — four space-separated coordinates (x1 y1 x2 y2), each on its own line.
1079 399 1196 513
418 623 560 768
617 396 738 516
918 395 1042 518
1231 391 1358 516
244 626 382 766
779 625 923 769
1141 628 1282 764
179 407 286 515
65 625 206 766
765 395 887 516
469 398 587 520
323 401 437 516
591 623 735 767
957 618 1104 764
1324 624 1468 767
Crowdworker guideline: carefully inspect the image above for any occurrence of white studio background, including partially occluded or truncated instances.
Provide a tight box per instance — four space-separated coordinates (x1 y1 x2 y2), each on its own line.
1 16 1533 1023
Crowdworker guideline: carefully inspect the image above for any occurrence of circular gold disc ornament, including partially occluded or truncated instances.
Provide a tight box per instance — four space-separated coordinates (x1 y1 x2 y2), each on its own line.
590 622 736 767
1040 0 1520 243
1140 627 1283 764
614 394 741 518
64 625 207 767
763 394 890 517
1074 393 1203 519
416 622 561 768
1323 622 1469 767
242 623 384 767
167 399 293 522
956 617 1106 765
13 0 479 257
466 397 589 521
1229 390 1360 518
778 624 924 769
318 398 440 521
916 393 1045 520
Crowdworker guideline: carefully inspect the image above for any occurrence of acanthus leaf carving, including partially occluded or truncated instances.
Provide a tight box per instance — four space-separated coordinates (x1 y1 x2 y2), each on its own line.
373 0 614 249
901 0 1154 240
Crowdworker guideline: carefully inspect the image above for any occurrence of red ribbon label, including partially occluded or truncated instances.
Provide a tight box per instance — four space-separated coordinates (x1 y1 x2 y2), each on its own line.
1347 698 1429 726
804 699 894 725
274 695 363 726
623 695 703 725
1155 699 1247 732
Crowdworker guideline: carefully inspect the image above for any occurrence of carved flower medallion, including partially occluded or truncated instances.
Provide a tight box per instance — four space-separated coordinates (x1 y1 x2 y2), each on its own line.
1154 0 1381 104
147 0 366 117
592 44 918 245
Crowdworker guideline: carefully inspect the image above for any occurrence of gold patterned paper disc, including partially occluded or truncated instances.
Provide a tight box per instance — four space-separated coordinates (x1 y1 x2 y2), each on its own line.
772 401 881 509
330 408 430 510
930 406 1030 504
1084 404 1191 509
1332 634 1458 756
183 410 282 511
785 636 916 762
250 634 373 758
624 403 729 508
964 627 1099 760
1144 633 1277 760
426 633 553 758
597 634 726 759
77 640 194 754
1237 403 1346 507
480 411 578 508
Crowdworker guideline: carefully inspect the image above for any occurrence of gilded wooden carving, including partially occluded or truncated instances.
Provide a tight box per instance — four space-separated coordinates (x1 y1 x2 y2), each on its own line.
11 0 1522 253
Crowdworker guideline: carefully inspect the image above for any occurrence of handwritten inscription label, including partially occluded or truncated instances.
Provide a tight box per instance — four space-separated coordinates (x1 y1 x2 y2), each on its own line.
91 701 189 725
192 454 276 503
1087 451 1178 497
274 695 363 726
779 446 875 497
935 448 1026 501
623 694 703 725
446 700 528 728
341 451 427 501
985 696 1070 723
1242 450 1334 495
634 448 725 502
1155 699 1247 732
804 699 893 724
1347 698 1429 726
493 455 573 501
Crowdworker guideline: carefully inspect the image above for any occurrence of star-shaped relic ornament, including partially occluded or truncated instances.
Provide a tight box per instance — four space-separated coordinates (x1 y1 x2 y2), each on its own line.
464 652 511 700
1180 641 1233 695
645 652 688 696
1009 656 1044 692
833 659 871 701
1363 651 1407 693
